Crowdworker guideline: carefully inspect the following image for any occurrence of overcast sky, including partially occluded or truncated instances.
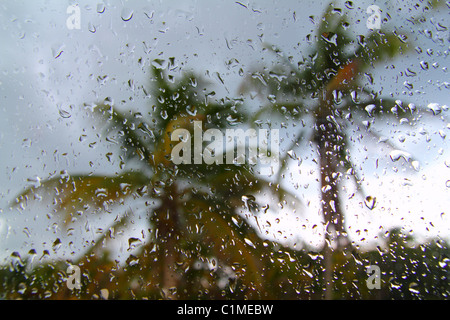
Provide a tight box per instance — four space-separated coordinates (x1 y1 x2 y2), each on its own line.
0 0 448 262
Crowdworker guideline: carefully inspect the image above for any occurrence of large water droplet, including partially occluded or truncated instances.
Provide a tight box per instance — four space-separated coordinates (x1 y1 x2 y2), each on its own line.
389 150 411 162
97 3 106 13
100 288 109 300
365 104 376 117
427 103 441 115
364 196 376 210
244 238 256 249
411 160 420 171
241 194 256 211
121 8 134 21
160 109 168 119
128 237 142 251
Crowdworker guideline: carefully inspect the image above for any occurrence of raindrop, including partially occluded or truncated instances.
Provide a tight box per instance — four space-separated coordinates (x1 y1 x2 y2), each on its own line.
408 282 420 294
128 237 142 251
411 160 420 171
10 252 24 270
332 90 343 104
160 109 168 119
58 108 71 119
241 194 256 211
244 238 256 249
231 216 241 227
344 1 354 9
95 188 108 199
189 77 197 87
420 61 429 70
365 104 376 117
88 22 97 33
17 283 27 295
403 81 413 90
52 45 64 59
100 288 109 300
120 183 132 194
308 252 322 260
186 105 197 116
423 29 433 39
350 90 359 103
362 120 370 129
52 238 62 252
226 114 241 125
267 94 276 103
40 250 50 260
389 150 411 162
364 196 376 210
121 8 134 22
287 149 296 159
97 3 106 13
427 103 441 115
126 254 139 266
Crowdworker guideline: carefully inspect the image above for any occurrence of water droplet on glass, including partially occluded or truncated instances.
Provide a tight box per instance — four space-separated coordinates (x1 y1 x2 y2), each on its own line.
100 288 109 299
427 103 441 115
59 108 71 118
364 196 376 210
408 282 420 294
128 237 142 251
52 48 64 59
88 22 97 33
17 283 27 295
365 104 376 117
121 8 134 21
287 150 296 160
389 150 411 162
420 61 429 70
97 3 106 13
226 114 241 126
52 238 62 252
160 109 168 119
241 194 256 211
126 254 139 266
244 238 256 249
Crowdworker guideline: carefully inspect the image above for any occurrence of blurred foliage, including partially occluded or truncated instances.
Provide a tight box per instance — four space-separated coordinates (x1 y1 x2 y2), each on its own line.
1 228 448 299
1 1 449 300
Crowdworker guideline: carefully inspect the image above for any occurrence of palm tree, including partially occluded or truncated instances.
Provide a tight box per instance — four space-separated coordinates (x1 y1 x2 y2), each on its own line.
10 62 304 299
239 2 428 298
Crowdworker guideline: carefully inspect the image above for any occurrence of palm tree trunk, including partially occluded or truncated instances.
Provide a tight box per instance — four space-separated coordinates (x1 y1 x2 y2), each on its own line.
155 185 181 299
315 100 346 299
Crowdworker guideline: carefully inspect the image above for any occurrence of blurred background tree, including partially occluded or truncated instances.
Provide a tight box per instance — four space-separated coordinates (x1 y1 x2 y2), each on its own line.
1 1 449 300
2 64 307 299
239 1 448 298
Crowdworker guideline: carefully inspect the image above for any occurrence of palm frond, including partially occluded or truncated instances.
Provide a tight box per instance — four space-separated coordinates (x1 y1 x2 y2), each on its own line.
12 171 149 224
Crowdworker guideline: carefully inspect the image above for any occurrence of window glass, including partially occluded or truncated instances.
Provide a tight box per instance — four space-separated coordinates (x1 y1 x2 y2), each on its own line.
0 0 448 300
